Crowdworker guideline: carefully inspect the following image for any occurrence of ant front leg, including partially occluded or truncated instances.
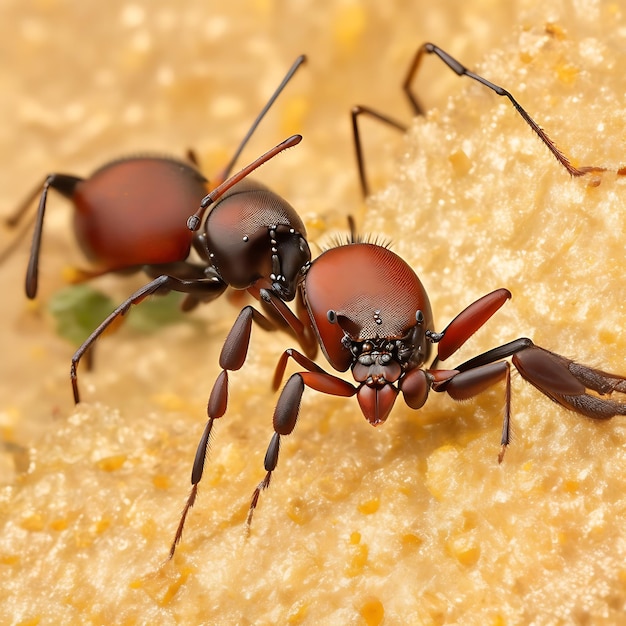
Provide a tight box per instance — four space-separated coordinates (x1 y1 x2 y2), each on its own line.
511 342 626 418
70 273 227 403
428 288 512 365
247 351 357 528
424 288 513 461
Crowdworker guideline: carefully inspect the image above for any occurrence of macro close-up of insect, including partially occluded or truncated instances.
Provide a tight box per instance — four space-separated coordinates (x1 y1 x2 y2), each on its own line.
4 55 307 305
67 42 626 561
2 1 626 624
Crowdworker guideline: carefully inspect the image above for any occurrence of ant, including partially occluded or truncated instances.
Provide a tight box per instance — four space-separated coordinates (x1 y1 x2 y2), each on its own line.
248 234 625 526
4 55 307 302
192 44 623 549
240 45 625 528
7 55 316 557
69 135 317 559
351 42 603 197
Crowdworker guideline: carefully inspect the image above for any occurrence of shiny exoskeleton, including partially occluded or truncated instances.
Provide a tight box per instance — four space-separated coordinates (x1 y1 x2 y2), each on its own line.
245 239 625 527
5 55 306 298
55 57 316 557
70 135 317 559
351 42 602 197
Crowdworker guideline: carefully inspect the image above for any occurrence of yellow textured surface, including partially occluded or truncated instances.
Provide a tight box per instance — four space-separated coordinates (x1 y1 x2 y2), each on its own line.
1 0 625 624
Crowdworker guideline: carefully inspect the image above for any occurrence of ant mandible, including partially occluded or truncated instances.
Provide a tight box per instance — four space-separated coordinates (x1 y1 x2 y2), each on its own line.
351 42 602 197
4 55 307 302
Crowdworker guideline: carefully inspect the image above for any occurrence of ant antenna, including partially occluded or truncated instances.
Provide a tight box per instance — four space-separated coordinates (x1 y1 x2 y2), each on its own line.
216 55 306 185
187 135 302 231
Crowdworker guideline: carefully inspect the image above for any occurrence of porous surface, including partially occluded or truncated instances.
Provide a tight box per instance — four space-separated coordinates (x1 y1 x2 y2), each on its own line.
1 1 625 624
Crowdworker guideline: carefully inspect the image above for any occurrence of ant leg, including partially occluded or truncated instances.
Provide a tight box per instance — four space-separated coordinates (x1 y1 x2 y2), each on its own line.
512 344 626 418
427 288 512 364
4 173 83 298
169 304 288 557
404 42 599 177
70 273 227 403
255 287 318 359
440 337 626 461
350 105 408 198
433 360 512 462
247 368 357 528
271 348 326 391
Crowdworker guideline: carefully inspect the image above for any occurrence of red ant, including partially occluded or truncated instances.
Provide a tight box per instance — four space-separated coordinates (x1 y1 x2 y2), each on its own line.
4 55 307 302
239 45 625 527
72 43 626 560
351 42 602 197
8 55 317 556
250 234 626 524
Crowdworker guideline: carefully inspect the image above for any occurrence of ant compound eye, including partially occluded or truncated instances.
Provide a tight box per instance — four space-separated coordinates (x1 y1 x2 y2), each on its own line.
327 310 337 324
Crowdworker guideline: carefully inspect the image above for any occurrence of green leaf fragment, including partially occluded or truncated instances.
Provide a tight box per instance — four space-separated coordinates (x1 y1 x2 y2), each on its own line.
47 284 185 346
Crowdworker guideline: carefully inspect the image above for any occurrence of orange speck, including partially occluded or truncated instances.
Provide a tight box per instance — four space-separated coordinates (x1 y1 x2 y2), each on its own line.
333 3 366 53
152 474 171 490
20 513 45 532
449 149 472 176
50 518 69 531
96 455 127 472
555 62 578 85
95 518 111 534
357 498 380 515
359 597 385 626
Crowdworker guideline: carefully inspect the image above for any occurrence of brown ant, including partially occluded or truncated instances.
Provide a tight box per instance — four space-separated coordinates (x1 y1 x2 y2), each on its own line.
4 55 307 300
195 44 624 549
241 45 625 531
11 56 317 557
69 134 317 559
251 236 625 527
